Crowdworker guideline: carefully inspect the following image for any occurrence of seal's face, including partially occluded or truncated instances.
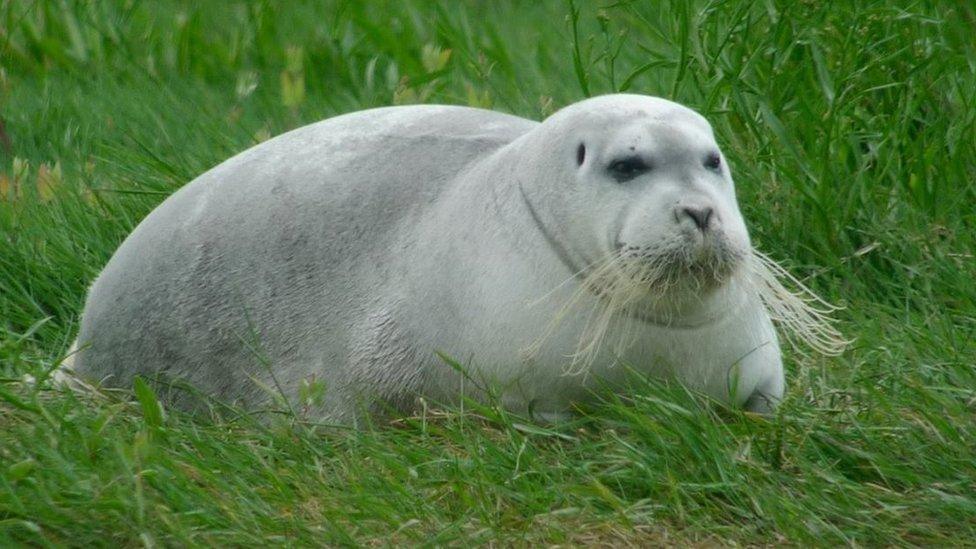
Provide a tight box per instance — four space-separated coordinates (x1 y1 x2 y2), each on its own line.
531 95 752 323
593 113 749 287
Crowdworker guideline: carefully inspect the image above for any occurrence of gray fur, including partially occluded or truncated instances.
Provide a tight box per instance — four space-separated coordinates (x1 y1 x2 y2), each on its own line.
75 95 785 422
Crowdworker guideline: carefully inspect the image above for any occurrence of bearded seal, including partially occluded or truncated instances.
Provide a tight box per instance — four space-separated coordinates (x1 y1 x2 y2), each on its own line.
68 94 844 422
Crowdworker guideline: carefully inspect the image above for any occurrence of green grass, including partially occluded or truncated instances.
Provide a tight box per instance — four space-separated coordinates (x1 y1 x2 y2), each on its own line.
1 0 975 545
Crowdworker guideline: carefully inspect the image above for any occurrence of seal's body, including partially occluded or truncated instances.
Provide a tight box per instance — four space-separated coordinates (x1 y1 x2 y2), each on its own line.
74 95 790 422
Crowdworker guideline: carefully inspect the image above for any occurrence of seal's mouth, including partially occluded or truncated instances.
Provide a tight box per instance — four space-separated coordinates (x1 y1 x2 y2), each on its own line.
526 231 758 375
610 232 744 294
562 234 747 334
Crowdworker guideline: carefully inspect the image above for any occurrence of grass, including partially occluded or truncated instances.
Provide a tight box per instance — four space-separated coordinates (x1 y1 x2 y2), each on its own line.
1 0 974 545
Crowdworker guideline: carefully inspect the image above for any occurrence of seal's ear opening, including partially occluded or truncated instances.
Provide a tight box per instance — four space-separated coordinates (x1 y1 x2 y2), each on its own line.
576 143 586 167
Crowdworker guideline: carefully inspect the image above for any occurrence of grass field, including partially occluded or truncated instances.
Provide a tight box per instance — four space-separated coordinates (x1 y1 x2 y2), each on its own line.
2 0 975 545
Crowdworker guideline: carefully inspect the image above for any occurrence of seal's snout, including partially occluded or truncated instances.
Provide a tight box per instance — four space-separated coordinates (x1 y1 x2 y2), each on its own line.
680 205 714 232
674 202 718 234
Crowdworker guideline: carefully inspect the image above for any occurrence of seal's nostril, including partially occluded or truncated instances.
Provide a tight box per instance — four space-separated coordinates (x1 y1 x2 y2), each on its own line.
681 206 713 231
703 207 714 227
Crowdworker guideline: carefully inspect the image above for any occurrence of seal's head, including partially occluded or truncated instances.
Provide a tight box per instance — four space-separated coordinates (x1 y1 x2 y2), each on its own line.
518 94 751 325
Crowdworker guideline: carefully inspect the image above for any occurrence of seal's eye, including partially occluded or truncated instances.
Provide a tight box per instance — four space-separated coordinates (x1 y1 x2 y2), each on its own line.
608 156 650 182
576 143 586 166
704 152 721 171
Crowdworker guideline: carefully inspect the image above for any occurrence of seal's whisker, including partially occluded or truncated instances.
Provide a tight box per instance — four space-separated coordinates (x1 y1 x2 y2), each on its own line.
751 250 842 310
527 253 610 308
564 250 663 373
613 262 656 355
746 249 850 356
564 253 629 372
523 251 624 368
574 251 674 367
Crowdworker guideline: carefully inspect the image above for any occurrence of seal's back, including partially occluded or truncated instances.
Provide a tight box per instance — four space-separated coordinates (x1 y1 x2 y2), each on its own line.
74 105 536 408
